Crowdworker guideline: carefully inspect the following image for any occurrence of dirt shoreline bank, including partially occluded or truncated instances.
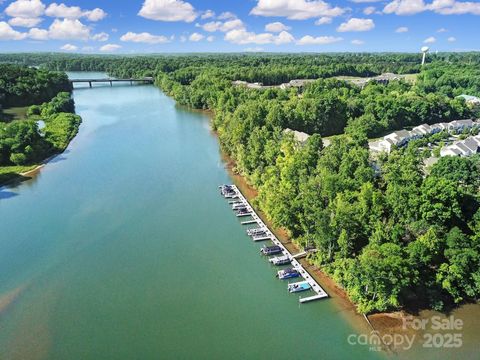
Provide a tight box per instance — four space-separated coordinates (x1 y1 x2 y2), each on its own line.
0 150 67 189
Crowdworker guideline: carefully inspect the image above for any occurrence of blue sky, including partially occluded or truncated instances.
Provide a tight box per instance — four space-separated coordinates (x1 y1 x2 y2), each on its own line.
0 0 479 53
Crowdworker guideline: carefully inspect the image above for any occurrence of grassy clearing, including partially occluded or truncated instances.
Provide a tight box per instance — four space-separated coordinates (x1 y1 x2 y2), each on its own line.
0 164 39 186
403 73 418 83
1 106 29 122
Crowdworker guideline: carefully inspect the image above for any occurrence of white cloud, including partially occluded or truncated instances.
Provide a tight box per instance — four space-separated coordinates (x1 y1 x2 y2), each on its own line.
12 19 89 41
198 21 220 32
315 16 332 25
217 19 244 32
217 11 236 20
84 8 107 21
201 10 215 19
120 31 170 44
60 43 77 51
224 28 272 44
180 35 187 42
265 21 291 32
198 19 245 32
424 36 436 43
189 32 204 41
337 18 375 32
138 0 197 22
45 3 82 18
206 35 214 42
383 0 480 16
100 43 121 52
45 3 107 22
350 0 383 2
92 32 109 42
224 29 294 45
447 36 456 42
8 16 42 27
275 30 295 44
297 35 343 45
0 21 27 40
429 0 480 15
244 47 264 52
437 27 448 32
351 39 365 45
250 0 345 20
28 27 48 40
363 6 376 14
384 0 427 15
5 0 45 18
395 26 409 32
48 18 90 40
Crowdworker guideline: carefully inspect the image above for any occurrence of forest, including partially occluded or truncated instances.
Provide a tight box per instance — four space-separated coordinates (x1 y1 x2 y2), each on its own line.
0 64 81 184
0 63 71 108
1 53 479 314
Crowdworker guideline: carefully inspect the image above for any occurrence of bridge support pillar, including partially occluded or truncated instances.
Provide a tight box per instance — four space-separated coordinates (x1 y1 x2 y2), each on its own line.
89 81 92 88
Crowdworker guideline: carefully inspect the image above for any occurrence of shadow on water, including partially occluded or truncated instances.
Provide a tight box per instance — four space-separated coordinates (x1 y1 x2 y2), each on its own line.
48 152 69 164
0 189 18 200
0 173 33 194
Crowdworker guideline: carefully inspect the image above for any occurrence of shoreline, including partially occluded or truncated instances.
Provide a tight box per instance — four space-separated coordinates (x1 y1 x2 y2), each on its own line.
153 83 480 355
201 100 402 337
218 137 479 356
220 152 380 336
0 138 75 189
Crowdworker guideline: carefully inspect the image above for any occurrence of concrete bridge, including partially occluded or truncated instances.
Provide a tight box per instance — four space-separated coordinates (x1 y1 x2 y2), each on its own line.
69 77 154 88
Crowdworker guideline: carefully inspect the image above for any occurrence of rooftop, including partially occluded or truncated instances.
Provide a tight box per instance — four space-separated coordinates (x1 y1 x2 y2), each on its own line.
284 128 310 143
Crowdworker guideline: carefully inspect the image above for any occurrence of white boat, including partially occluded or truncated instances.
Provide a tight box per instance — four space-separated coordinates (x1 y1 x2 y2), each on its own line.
288 281 311 293
246 227 266 236
269 255 291 266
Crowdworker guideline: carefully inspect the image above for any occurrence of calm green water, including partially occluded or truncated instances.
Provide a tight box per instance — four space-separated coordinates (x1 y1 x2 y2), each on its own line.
0 72 383 359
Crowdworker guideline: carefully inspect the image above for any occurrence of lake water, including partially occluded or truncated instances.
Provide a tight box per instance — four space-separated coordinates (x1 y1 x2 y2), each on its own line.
0 72 385 359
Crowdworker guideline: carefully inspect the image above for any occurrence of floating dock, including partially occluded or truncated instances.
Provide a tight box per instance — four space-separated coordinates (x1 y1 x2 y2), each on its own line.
220 185 328 303
241 220 258 225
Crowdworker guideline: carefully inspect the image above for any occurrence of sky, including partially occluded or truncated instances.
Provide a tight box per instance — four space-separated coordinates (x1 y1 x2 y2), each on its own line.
0 0 479 53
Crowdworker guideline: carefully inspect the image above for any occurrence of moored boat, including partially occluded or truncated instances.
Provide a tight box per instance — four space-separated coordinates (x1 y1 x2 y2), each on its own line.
220 185 237 197
247 227 267 236
269 255 291 266
260 245 282 255
235 208 251 216
232 203 246 210
287 281 311 293
277 268 300 280
250 230 268 238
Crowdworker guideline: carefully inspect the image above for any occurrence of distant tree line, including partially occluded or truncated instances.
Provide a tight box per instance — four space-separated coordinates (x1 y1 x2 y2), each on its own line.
0 63 71 108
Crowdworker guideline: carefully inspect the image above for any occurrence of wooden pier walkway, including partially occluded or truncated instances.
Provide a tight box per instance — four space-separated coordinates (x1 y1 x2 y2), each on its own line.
70 77 154 88
225 185 328 303
292 251 307 259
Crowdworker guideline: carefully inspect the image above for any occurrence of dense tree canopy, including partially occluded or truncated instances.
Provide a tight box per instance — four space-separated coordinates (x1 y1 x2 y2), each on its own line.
0 64 80 180
0 63 71 108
